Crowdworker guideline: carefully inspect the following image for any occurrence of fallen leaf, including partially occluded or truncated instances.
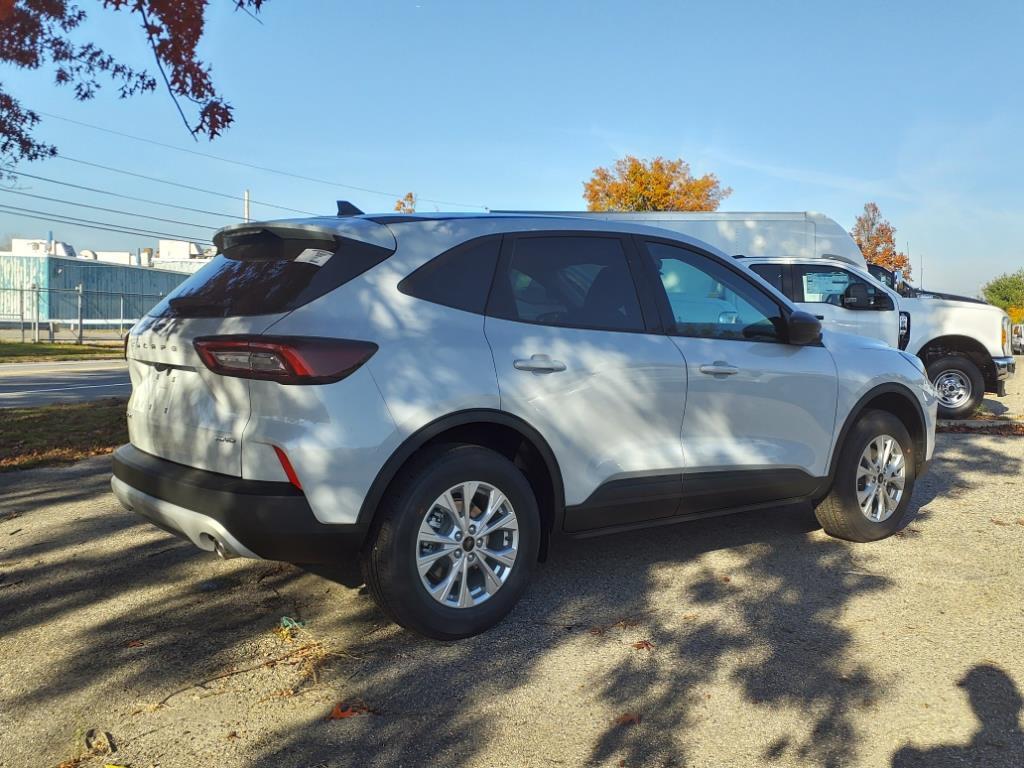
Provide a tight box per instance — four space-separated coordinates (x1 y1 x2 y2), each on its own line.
1017 518 1024 527
991 518 1010 527
681 612 698 621
124 639 145 648
84 729 116 756
632 640 655 651
326 702 373 720
612 712 641 727
226 731 240 740
720 575 732 583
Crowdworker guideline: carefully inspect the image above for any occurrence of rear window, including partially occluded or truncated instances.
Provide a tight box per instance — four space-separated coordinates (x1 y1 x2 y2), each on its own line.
150 229 394 318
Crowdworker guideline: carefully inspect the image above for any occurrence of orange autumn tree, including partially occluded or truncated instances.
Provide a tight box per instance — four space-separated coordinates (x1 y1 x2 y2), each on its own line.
851 202 912 278
583 155 731 212
394 192 416 213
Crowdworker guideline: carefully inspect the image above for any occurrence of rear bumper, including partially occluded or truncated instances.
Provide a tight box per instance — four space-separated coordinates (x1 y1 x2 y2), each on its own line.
111 444 365 563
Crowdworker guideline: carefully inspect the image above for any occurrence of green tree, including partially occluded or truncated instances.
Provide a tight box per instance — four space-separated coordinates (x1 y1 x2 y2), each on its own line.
981 269 1024 315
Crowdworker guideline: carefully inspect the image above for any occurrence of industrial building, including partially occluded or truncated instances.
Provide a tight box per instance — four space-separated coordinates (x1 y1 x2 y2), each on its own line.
0 250 191 325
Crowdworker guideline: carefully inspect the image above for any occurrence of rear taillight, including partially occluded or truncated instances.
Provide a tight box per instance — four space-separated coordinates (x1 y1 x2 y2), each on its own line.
193 336 377 384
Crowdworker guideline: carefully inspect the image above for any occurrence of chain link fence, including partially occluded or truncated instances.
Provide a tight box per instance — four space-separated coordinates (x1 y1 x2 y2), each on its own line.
0 286 166 343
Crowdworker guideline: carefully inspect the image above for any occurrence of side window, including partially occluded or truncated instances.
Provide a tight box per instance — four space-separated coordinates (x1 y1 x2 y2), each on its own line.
398 236 501 314
796 265 891 310
749 263 788 296
489 236 644 332
642 241 785 342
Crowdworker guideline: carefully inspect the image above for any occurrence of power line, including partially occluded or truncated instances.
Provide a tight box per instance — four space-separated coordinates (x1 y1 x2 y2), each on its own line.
6 169 245 220
39 111 490 209
55 155 321 216
0 203 213 243
0 188 216 231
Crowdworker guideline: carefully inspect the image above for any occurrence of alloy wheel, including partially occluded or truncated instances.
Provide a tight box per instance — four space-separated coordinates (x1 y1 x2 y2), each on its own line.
416 481 520 608
855 435 906 522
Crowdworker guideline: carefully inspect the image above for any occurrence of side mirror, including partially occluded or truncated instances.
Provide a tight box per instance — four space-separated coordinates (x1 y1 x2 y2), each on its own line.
787 310 822 345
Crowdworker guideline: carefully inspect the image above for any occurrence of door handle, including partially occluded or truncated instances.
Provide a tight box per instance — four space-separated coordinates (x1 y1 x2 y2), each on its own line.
698 362 739 377
814 314 825 320
514 354 567 374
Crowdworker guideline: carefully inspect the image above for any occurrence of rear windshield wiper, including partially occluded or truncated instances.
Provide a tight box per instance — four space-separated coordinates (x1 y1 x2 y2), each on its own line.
167 295 228 315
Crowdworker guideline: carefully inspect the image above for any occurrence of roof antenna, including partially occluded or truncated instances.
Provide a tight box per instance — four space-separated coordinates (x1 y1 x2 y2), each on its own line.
336 200 364 217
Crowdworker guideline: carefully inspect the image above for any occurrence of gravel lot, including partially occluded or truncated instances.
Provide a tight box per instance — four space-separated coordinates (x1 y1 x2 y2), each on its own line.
980 356 1024 420
1 428 1022 768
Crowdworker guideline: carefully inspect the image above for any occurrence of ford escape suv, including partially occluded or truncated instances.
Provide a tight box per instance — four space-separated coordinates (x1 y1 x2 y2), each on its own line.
112 210 937 639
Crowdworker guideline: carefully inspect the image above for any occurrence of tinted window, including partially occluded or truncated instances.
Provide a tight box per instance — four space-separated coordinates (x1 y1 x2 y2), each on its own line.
643 241 784 342
398 236 500 314
490 236 644 332
796 265 890 309
749 263 786 295
150 229 393 318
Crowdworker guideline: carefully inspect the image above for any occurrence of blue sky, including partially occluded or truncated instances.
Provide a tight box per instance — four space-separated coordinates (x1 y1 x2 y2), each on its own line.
1 0 1022 293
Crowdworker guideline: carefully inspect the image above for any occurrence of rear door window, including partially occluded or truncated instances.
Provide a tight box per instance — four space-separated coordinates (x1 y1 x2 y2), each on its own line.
150 229 394 318
749 263 787 296
488 235 644 332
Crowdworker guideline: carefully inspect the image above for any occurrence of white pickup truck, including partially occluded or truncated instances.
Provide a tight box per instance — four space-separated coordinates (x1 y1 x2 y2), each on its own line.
534 211 1015 419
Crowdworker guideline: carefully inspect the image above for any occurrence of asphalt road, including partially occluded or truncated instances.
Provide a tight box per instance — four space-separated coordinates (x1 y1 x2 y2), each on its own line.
0 360 129 407
1 431 1022 768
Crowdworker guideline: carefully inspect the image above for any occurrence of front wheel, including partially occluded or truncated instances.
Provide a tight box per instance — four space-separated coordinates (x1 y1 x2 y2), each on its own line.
927 354 984 419
814 410 917 542
361 444 540 639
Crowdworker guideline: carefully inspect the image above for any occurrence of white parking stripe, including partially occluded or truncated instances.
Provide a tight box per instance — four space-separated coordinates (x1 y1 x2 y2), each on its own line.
0 382 131 396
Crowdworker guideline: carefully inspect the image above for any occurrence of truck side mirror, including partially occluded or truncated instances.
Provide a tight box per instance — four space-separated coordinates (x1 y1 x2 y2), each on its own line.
842 283 870 308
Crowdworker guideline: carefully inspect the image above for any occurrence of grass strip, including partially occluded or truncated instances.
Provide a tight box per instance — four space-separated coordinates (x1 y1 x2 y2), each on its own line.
0 342 121 363
0 397 127 471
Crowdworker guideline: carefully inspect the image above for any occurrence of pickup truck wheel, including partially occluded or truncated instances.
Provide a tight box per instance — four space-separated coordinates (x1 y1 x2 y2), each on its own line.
814 409 917 542
927 355 984 419
361 444 540 640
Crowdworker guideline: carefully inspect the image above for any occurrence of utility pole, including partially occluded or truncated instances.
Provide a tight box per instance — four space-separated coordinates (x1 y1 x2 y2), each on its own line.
243 189 251 223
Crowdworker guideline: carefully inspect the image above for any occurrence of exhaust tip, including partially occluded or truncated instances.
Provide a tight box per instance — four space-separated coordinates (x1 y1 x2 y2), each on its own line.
212 538 235 560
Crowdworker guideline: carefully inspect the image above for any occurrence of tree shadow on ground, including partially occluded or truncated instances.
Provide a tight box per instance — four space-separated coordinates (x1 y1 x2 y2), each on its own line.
1 435 1019 767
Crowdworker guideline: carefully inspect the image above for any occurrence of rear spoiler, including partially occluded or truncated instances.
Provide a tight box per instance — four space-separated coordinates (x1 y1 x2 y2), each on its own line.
214 216 396 253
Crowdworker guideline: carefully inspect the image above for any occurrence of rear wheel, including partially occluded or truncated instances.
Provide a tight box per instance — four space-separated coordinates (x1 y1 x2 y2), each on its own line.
927 354 984 419
361 444 540 639
815 410 917 542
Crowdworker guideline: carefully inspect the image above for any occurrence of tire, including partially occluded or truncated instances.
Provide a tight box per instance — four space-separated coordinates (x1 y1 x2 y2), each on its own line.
361 444 540 639
926 354 984 420
814 409 917 543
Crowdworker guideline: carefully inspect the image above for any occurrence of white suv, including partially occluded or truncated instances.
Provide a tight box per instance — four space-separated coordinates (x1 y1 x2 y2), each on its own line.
112 211 937 638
